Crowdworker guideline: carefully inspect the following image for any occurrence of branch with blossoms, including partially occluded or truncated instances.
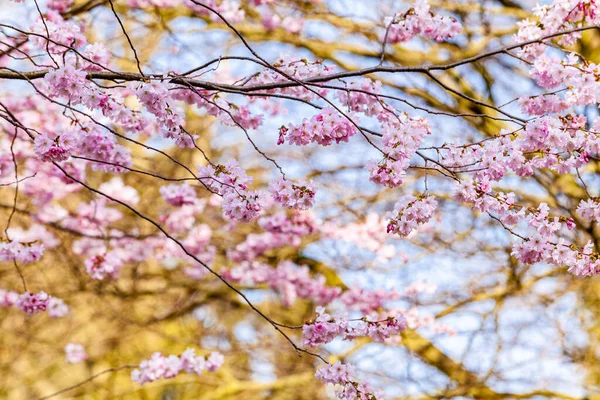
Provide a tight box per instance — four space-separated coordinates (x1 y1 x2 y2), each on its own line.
3 0 600 398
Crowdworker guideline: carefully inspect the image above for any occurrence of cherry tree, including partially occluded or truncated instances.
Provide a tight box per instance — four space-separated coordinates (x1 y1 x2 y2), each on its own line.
1 0 600 398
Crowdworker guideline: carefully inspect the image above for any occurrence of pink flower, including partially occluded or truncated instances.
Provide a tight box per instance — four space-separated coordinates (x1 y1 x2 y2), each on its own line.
47 297 69 318
198 159 252 195
386 195 438 236
31 12 86 54
315 361 380 399
205 352 224 372
302 306 405 347
16 291 50 314
366 158 408 188
132 348 222 385
0 289 19 307
385 0 461 44
160 183 197 206
82 43 110 71
577 199 600 223
269 178 316 210
65 343 88 364
335 78 383 116
34 136 71 162
315 361 354 385
222 190 265 222
99 178 140 205
280 107 358 146
84 252 123 280
133 81 189 147
44 66 88 101
0 240 45 264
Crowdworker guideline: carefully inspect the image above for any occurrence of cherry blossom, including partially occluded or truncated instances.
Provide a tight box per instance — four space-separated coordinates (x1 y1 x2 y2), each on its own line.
131 348 223 385
5 0 600 396
16 291 50 315
385 0 462 43
386 195 437 236
160 183 197 206
65 344 88 364
269 178 316 210
316 361 382 400
280 107 358 146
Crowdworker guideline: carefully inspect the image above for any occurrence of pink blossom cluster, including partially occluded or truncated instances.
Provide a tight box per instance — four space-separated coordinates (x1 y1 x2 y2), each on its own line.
320 213 389 254
577 199 600 223
198 160 264 221
126 0 180 9
385 0 462 43
269 178 316 210
155 224 216 279
173 87 266 132
391 307 455 335
158 200 207 233
76 126 133 173
367 115 430 188
339 287 400 314
0 233 45 264
65 343 88 364
81 43 111 72
259 11 305 33
335 79 384 116
131 348 224 385
223 261 341 306
184 0 245 24
0 239 45 264
516 0 600 61
31 11 86 54
221 191 265 222
302 307 406 347
519 53 600 113
33 121 133 174
0 290 67 318
41 61 147 137
171 87 260 132
44 66 88 101
518 94 570 116
16 291 51 314
452 180 600 277
160 183 197 206
386 195 438 236
366 157 408 188
133 81 192 148
198 159 252 195
228 212 316 262
315 361 382 400
259 211 316 236
1 290 57 316
63 198 123 235
33 133 76 163
99 178 140 206
248 57 333 102
84 252 123 280
0 289 18 308
279 107 358 146
47 0 74 12
220 104 264 130
171 87 221 116
47 297 70 318
5 228 60 263
225 234 275 262
441 113 599 182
